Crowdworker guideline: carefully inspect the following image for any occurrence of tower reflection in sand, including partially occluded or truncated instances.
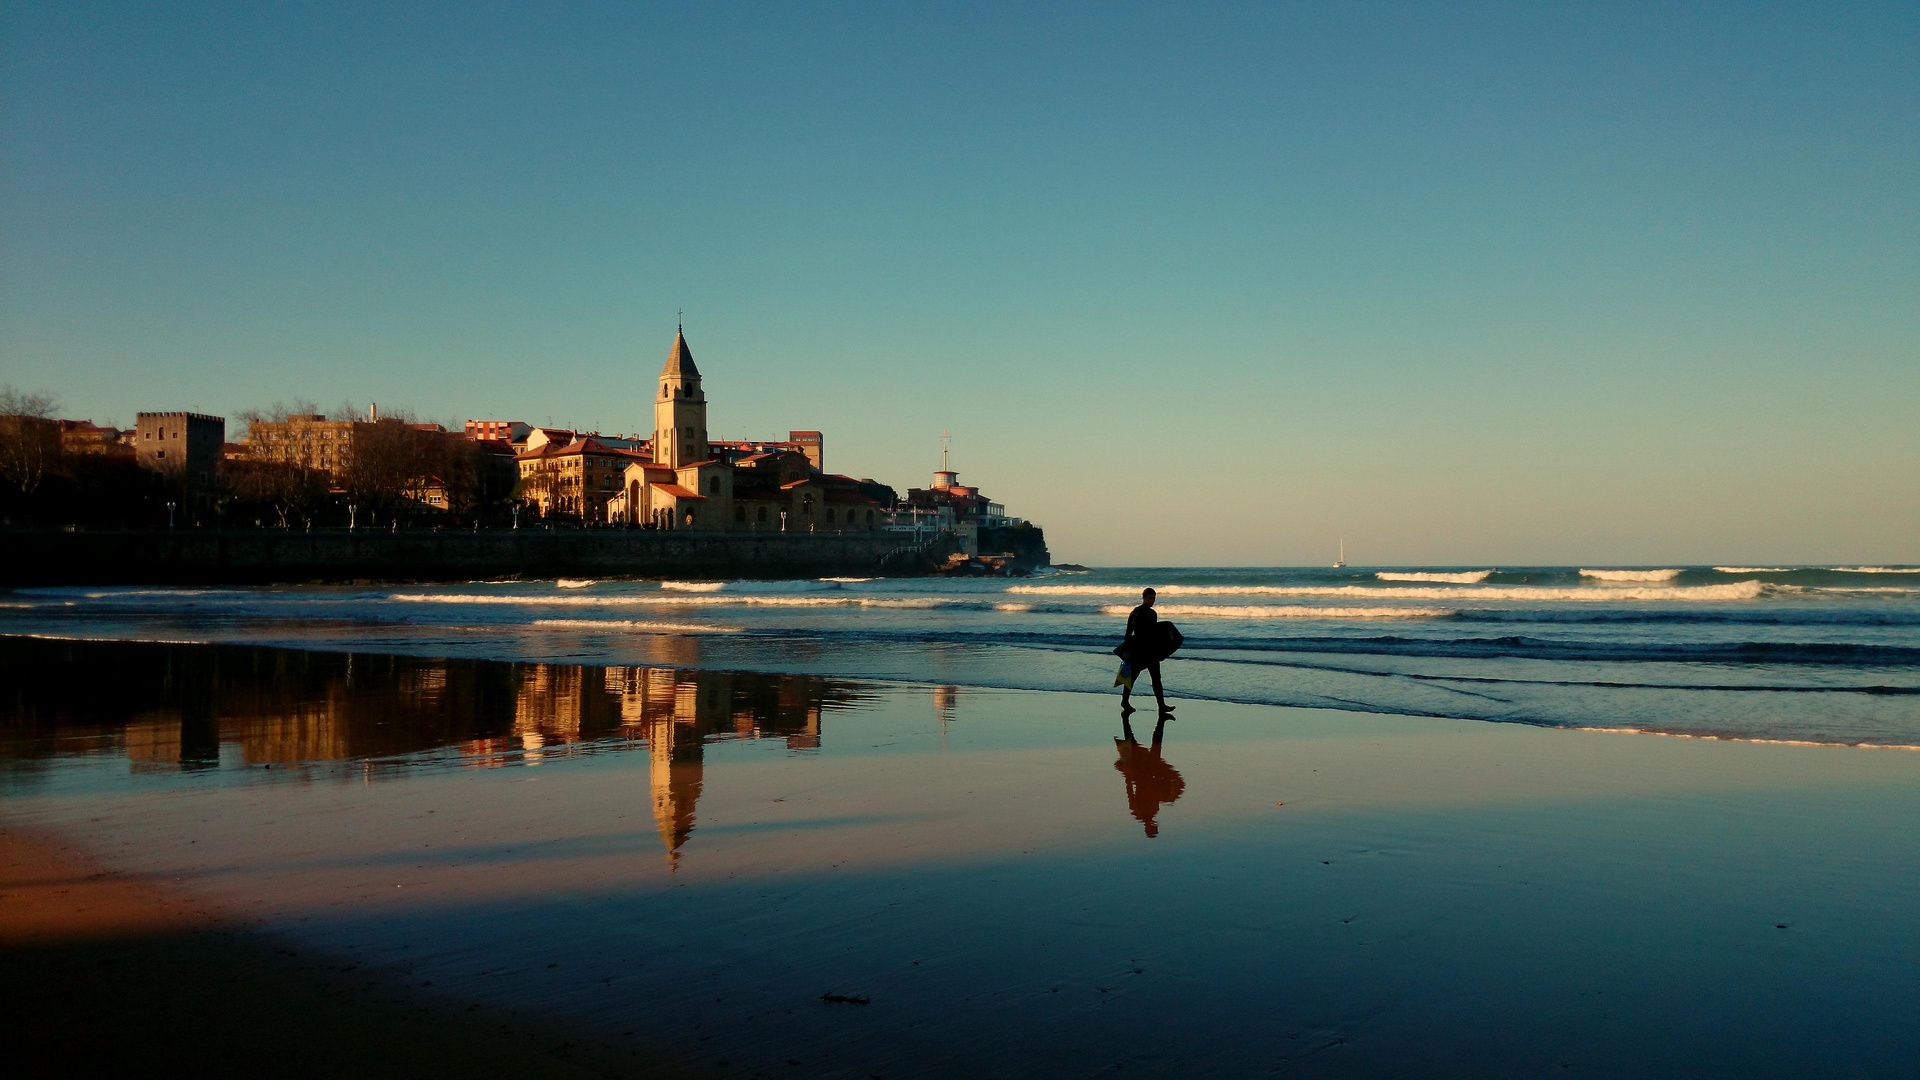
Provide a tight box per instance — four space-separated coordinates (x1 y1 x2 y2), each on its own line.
0 637 877 863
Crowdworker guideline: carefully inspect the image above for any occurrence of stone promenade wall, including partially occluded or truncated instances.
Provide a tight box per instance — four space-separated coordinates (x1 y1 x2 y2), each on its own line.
0 528 937 587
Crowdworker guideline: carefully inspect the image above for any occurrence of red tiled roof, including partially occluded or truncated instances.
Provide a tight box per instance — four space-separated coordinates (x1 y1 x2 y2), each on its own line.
524 437 653 461
779 479 816 490
649 483 704 499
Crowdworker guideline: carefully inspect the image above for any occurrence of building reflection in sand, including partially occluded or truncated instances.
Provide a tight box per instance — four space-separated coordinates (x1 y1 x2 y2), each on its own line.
1 637 877 862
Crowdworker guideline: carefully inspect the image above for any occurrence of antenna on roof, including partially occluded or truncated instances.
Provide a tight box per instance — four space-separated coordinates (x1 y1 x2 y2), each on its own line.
941 430 951 470
677 307 683 333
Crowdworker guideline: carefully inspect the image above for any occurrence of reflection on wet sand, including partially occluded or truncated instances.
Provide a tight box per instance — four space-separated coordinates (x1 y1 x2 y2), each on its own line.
1113 712 1185 837
1 636 876 860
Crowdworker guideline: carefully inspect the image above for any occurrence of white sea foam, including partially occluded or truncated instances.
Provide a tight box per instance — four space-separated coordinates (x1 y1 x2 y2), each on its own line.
1579 569 1684 582
662 579 841 592
390 592 961 610
821 577 876 583
1713 567 1796 574
1376 571 1493 584
1831 567 1920 574
1572 727 1920 750
1010 582 1765 602
556 579 597 589
529 618 739 633
32 588 251 599
1104 604 1455 619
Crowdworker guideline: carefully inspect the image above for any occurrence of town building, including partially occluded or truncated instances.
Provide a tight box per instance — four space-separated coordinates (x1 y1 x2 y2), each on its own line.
581 328 889 531
464 419 530 446
515 435 651 521
244 413 362 478
135 412 225 502
58 421 134 460
882 441 1027 556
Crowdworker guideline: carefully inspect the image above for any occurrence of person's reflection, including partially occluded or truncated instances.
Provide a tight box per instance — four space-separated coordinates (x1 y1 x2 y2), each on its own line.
1113 712 1185 837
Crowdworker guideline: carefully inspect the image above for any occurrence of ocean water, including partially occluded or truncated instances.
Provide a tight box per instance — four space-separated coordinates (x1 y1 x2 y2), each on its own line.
5 564 1917 746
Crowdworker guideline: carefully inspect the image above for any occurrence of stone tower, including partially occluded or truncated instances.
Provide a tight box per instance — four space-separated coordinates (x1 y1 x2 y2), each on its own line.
653 326 708 468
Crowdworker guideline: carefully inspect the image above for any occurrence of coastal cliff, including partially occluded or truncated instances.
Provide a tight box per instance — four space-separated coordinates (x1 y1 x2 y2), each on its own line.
976 523 1051 574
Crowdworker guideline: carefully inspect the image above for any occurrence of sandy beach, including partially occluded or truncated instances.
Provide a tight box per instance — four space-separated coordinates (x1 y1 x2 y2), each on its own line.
5 639 1918 1077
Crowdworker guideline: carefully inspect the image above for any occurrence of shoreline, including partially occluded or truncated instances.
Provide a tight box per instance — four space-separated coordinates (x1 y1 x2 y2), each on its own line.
5 628 1917 751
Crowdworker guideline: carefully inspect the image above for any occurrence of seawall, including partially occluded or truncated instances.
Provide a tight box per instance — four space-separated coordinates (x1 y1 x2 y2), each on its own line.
0 529 943 587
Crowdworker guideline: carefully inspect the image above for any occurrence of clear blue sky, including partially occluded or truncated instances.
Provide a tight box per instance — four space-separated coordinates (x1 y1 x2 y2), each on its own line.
4 2 1915 565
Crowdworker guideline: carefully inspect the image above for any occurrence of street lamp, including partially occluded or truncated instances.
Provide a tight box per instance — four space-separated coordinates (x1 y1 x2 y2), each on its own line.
348 503 358 531
166 502 176 529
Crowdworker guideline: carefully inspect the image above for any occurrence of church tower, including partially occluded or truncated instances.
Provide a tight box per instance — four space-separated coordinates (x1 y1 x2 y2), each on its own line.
653 324 708 467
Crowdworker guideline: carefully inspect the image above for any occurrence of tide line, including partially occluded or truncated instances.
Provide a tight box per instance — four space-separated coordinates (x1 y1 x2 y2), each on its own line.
1104 604 1455 619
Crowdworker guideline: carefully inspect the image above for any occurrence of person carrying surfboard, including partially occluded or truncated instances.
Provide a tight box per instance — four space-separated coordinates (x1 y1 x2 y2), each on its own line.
1115 587 1180 715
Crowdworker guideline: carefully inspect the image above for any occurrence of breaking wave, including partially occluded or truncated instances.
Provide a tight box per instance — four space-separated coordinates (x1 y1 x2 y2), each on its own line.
1375 571 1493 584
556 579 597 589
661 579 844 592
1580 569 1684 582
1832 567 1920 574
391 592 963 610
1105 604 1455 619
1196 634 1920 666
1714 567 1796 574
1012 582 1766 602
529 618 740 634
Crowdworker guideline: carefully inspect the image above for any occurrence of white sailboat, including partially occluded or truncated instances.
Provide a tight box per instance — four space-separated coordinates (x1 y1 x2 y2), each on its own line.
1333 540 1346 568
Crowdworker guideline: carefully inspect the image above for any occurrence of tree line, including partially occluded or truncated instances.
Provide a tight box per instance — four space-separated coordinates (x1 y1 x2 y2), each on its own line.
0 386 518 529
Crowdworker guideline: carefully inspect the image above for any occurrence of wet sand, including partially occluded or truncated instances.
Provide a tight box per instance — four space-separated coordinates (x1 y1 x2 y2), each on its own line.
5 639 1919 1077
0 829 711 1079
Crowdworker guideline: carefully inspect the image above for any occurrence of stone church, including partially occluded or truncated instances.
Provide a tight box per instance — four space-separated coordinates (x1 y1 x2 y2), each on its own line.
578 328 892 531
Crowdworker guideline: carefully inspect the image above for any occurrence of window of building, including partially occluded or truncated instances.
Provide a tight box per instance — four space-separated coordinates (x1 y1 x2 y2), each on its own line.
756 506 767 523
825 509 835 524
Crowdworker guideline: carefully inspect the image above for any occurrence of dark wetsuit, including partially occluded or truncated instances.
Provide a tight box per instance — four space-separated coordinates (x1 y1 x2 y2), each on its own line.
1120 604 1165 704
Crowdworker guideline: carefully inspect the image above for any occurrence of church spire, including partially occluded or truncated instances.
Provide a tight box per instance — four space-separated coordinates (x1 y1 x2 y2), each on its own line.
662 325 699 381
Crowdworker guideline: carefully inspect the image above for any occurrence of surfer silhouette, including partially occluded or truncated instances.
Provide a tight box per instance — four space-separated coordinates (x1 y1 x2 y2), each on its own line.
1115 587 1180 714
1114 711 1185 837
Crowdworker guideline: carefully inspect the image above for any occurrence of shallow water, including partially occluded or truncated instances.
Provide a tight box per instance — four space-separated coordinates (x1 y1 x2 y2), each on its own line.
5 637 1919 1077
6 564 1918 744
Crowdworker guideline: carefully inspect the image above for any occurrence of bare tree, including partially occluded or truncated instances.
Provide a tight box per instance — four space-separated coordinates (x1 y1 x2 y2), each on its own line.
226 457 331 528
341 412 440 520
0 385 61 496
232 399 335 526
